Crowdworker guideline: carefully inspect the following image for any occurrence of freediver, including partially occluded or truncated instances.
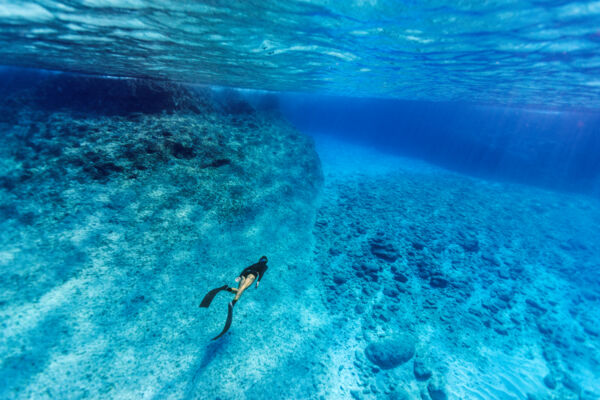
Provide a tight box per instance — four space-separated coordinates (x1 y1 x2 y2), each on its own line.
199 256 268 340
228 255 269 306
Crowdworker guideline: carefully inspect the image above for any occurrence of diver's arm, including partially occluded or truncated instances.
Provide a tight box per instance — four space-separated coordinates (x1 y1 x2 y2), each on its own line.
256 267 267 287
255 272 261 287
256 271 262 287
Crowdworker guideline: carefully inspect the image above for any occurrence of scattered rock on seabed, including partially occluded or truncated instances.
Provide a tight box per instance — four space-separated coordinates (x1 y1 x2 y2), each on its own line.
427 376 448 400
414 357 433 381
580 389 600 400
292 96 600 400
364 334 416 370
369 234 400 262
543 374 557 389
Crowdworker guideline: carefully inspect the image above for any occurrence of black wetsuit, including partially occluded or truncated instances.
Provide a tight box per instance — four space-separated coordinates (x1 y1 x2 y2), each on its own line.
238 261 268 282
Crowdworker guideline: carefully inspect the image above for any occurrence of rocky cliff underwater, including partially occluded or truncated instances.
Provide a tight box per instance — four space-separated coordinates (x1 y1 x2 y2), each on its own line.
0 71 599 400
0 71 325 399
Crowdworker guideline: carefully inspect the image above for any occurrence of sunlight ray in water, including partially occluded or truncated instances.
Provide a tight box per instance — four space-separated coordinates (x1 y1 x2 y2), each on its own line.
0 2 599 399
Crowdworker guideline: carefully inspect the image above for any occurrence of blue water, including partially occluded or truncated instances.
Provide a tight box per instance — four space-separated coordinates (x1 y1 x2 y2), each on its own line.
1 1 600 107
275 94 600 196
1 2 600 400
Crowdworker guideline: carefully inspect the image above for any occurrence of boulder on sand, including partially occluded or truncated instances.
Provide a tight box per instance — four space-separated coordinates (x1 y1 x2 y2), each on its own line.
364 334 416 370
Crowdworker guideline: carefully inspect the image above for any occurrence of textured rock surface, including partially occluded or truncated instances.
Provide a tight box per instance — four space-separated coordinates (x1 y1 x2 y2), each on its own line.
312 137 600 400
369 234 400 262
0 73 324 399
414 358 433 381
365 335 416 369
427 376 448 400
2 73 600 400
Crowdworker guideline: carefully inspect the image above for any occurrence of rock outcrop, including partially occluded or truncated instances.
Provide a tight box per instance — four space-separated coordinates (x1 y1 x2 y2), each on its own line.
364 334 416 370
0 72 324 399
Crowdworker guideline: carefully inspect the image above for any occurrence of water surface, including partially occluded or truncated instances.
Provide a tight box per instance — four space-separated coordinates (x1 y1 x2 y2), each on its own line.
2 1 600 107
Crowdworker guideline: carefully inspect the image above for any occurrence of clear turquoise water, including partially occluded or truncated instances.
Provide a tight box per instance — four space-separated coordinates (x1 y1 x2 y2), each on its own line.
2 1 600 107
1 3 600 399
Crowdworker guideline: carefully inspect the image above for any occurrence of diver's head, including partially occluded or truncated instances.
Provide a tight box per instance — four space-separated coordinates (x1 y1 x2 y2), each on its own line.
259 256 268 264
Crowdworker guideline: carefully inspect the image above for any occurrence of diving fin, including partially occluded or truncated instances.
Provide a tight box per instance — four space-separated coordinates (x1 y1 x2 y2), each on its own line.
199 285 230 308
211 301 235 340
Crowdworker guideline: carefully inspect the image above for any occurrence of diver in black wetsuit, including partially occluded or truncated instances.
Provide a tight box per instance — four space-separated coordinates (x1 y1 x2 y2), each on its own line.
229 255 268 306
199 256 269 340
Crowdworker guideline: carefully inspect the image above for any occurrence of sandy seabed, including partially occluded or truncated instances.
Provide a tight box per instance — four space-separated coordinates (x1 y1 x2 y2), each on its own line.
311 135 600 400
0 73 598 400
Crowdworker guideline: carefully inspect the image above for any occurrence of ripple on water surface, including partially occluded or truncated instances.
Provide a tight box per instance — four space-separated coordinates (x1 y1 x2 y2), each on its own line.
1 1 600 107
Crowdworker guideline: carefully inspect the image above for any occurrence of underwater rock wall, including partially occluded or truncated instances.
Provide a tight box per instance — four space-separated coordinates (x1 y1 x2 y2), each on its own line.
0 73 324 399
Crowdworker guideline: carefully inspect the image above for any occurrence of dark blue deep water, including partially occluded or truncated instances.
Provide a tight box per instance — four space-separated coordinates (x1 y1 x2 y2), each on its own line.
0 2 599 400
277 95 600 196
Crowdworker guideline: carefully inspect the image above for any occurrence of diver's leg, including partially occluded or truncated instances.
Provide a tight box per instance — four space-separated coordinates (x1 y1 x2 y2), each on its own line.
230 276 245 300
234 274 256 301
236 276 246 291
